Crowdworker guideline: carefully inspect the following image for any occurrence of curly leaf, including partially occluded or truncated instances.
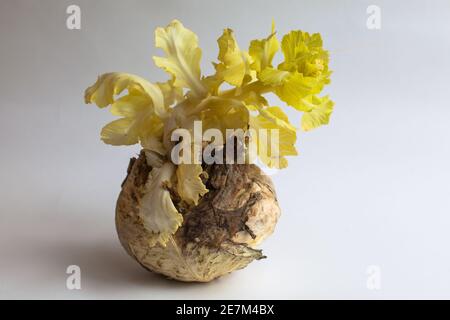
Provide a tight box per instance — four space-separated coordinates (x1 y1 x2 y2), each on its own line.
138 162 182 247
153 20 206 97
279 30 331 87
85 73 167 147
214 29 254 87
176 164 208 205
301 95 334 131
249 106 298 169
249 22 279 73
84 72 166 117
260 69 320 111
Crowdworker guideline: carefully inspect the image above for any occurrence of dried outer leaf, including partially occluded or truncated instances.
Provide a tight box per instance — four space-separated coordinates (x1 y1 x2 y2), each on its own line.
176 164 208 205
138 161 182 247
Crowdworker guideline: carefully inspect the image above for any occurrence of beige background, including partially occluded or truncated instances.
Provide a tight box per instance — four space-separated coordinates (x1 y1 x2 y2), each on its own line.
1 0 450 299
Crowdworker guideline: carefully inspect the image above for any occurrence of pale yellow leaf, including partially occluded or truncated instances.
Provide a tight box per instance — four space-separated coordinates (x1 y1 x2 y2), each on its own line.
176 163 208 205
139 162 182 247
300 95 334 131
153 20 206 97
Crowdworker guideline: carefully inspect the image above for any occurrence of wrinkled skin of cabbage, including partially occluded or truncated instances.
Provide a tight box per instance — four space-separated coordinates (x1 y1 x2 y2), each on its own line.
116 151 280 282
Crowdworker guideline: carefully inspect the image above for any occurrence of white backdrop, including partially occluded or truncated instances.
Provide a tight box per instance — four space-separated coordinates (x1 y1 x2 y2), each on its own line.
1 0 450 299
